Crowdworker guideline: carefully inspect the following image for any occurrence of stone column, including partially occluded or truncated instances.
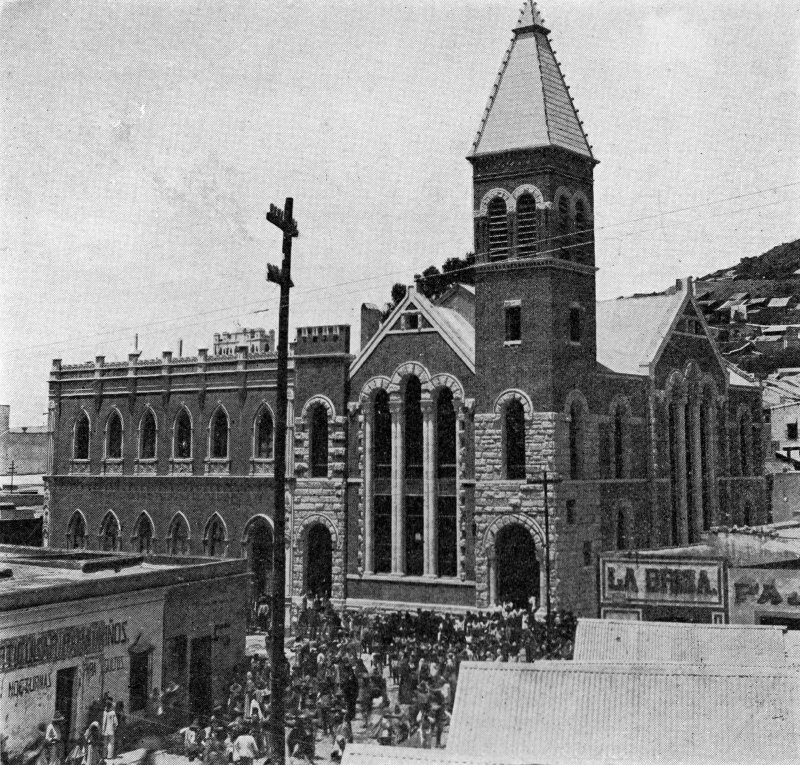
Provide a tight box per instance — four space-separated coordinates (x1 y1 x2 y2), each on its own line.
690 403 704 542
422 398 436 576
390 398 405 574
363 401 374 574
675 401 689 545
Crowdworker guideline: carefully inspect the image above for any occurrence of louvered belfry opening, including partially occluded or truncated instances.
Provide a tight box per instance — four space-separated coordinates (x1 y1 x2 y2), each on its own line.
516 193 537 256
487 197 509 258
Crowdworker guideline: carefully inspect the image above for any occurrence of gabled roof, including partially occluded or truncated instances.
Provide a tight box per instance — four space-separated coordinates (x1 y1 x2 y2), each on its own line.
470 1 593 160
350 285 475 380
574 618 791 667
448 661 800 765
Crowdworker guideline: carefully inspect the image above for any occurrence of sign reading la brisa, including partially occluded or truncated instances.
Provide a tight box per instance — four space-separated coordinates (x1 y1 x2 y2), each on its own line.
603 560 722 605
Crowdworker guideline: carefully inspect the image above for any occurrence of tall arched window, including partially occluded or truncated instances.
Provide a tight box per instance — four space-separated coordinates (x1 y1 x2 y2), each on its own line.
487 197 509 258
254 407 274 459
613 408 624 479
516 193 537 256
700 402 711 529
74 411 90 460
168 514 190 556
436 388 456 478
569 402 582 479
174 408 192 459
574 198 587 261
106 410 123 459
132 512 154 554
668 402 680 544
309 404 329 477
210 407 229 459
505 399 526 480
99 512 120 551
140 409 157 460
739 413 751 476
204 514 226 557
404 377 423 479
616 507 627 550
557 195 570 259
373 390 392 574
66 512 87 549
373 390 391 479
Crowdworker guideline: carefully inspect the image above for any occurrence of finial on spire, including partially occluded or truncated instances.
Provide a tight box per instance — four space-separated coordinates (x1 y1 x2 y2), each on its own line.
515 0 547 33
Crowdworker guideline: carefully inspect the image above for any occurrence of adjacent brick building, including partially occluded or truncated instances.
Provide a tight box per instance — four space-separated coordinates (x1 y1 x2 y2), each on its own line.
45 1 766 617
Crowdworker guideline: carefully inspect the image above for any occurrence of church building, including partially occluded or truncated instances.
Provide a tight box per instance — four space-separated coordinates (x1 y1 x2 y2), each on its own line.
45 2 766 617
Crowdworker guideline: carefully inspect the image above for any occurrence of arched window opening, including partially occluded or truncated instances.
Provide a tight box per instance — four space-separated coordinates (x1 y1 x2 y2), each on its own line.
74 412 90 460
495 525 539 608
616 507 627 550
569 403 582 480
404 377 423 479
437 389 456 479
100 513 120 552
614 409 624 479
255 407 274 459
140 409 157 460
700 403 712 530
574 198 587 261
557 195 570 259
106 410 123 460
516 193 537 256
373 391 391 480
204 515 226 557
487 197 509 258
668 402 680 545
66 512 87 549
246 517 274 599
168 514 190 556
132 512 154 554
505 399 526 480
306 524 332 598
174 409 192 459
685 402 697 543
210 408 229 459
569 306 582 343
309 404 329 477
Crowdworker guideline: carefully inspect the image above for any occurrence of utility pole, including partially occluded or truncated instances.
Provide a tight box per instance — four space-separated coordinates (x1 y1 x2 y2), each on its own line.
266 197 297 765
9 460 14 494
526 470 562 649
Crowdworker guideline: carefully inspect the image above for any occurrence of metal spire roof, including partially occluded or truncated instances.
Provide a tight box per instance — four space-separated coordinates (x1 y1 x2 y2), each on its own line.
470 1 594 160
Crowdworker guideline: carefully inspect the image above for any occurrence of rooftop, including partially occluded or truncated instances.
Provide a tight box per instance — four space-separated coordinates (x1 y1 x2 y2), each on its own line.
341 744 531 765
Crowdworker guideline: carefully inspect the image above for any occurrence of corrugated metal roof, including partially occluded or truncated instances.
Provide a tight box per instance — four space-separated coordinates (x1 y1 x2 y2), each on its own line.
448 661 800 764
471 1 592 159
341 744 533 765
574 618 790 666
769 296 794 308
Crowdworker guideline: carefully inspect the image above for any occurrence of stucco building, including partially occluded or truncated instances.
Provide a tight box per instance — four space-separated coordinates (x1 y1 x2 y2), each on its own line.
45 1 765 617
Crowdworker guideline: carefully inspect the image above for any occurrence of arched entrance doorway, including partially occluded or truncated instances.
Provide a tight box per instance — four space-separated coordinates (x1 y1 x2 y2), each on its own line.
495 524 539 609
246 517 274 597
306 524 332 598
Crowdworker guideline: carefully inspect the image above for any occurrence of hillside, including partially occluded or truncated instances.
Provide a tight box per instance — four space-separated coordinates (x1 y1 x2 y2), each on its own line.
703 239 800 281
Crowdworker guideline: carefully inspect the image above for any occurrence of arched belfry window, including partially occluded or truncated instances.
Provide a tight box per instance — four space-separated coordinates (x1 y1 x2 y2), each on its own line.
74 411 90 460
516 193 537 256
557 195 570 259
310 404 329 477
174 408 192 459
106 410 123 460
132 512 154 554
255 406 274 459
210 407 229 459
487 197 509 258
505 399 526 480
140 409 157 460
574 198 587 260
569 402 583 479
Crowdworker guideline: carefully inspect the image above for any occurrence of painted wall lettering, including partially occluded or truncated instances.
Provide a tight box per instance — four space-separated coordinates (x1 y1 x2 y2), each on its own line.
7 673 51 698
601 559 723 605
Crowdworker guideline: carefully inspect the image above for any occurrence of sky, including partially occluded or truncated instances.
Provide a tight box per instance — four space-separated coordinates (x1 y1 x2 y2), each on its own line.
2 0 799 426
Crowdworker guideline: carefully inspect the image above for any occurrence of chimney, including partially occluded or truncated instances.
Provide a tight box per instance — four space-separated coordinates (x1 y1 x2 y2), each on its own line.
361 304 383 349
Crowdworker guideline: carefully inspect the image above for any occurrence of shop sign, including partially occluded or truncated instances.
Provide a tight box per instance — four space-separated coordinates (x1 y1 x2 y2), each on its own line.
0 619 127 673
733 576 800 607
601 558 723 605
1 672 52 699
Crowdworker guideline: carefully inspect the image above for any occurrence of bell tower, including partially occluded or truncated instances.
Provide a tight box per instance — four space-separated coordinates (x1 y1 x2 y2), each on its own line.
470 0 598 413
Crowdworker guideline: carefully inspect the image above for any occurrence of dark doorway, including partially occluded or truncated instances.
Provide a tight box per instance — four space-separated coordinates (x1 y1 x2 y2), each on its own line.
405 496 424 576
306 524 332 597
496 524 539 608
189 636 213 718
55 666 76 745
248 518 274 598
129 651 149 712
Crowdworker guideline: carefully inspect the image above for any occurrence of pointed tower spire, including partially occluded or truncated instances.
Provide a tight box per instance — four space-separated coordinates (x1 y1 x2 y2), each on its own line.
470 0 593 160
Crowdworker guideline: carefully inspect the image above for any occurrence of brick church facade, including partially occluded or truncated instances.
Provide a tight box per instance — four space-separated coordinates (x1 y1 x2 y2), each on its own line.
45 2 765 616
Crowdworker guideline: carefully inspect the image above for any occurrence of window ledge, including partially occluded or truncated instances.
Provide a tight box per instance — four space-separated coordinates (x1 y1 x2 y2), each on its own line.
204 459 231 476
250 458 274 476
70 460 91 475
348 573 475 587
169 458 193 475
102 459 123 476
504 340 522 347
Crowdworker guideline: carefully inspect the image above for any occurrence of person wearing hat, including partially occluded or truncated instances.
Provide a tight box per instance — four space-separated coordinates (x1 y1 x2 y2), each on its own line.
81 722 101 765
101 699 118 761
45 713 65 765
184 720 201 762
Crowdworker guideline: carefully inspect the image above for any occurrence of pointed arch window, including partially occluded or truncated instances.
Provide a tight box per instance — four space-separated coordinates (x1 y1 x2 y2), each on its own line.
140 409 157 460
505 399 526 480
210 408 229 459
516 193 537 256
100 512 121 551
204 514 227 557
569 402 583 480
74 411 90 460
557 195 570 259
106 410 123 460
309 404 329 477
168 514 190 556
574 198 588 261
174 408 192 459
66 512 87 549
132 512 154 554
255 407 274 459
613 409 624 479
487 197 509 258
